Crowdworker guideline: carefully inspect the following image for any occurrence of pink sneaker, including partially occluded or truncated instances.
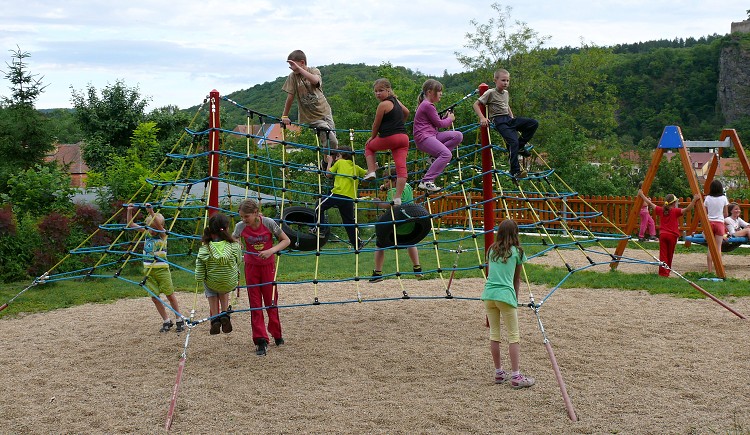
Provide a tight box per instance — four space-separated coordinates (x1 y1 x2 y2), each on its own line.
494 370 509 384
511 373 535 389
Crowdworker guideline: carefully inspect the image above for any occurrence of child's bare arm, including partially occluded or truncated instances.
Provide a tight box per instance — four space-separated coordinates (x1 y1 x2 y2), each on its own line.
126 204 144 231
473 100 489 126
683 194 701 212
513 264 522 299
281 93 294 125
274 231 291 253
287 60 320 86
637 189 655 208
395 98 410 120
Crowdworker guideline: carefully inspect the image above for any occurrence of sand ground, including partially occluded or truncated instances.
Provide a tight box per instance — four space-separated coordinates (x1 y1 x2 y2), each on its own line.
1 248 749 434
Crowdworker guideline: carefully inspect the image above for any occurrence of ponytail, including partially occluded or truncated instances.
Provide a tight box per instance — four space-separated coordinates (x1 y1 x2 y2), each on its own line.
416 90 426 112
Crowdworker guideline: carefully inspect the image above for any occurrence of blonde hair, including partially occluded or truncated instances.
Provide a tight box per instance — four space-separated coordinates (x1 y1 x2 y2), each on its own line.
494 68 509 80
662 194 678 216
145 212 165 228
373 78 394 97
145 213 166 239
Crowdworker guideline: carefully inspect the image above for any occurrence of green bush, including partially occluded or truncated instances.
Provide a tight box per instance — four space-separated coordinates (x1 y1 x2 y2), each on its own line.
0 163 74 216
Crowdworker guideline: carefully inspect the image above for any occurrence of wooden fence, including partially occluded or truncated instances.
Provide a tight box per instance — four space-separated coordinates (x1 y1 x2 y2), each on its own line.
361 190 750 236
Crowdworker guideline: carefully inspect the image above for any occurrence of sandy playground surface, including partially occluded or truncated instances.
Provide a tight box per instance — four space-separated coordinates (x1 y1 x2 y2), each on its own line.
1 248 749 433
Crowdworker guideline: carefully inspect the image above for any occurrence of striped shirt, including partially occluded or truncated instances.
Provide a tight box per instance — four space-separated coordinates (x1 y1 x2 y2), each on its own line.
195 240 243 293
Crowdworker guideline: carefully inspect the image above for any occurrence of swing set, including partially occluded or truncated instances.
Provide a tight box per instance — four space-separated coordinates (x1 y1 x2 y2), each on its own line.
613 126 750 279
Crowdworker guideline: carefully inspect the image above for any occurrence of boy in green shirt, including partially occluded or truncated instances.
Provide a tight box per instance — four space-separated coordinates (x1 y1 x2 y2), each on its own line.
311 146 367 249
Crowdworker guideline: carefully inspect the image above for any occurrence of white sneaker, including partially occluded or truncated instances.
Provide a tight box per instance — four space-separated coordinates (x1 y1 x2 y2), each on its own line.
363 172 376 180
392 197 402 206
418 181 441 192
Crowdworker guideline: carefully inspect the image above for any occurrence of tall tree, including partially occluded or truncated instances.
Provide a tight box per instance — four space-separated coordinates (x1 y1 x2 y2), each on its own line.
0 47 54 190
454 2 549 84
2 46 47 107
71 80 150 172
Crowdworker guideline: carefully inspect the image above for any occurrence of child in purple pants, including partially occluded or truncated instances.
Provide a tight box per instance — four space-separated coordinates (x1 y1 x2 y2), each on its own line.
413 79 463 192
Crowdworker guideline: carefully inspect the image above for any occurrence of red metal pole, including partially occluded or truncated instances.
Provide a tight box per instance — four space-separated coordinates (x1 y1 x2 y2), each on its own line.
478 83 495 255
164 356 186 430
544 340 579 421
687 281 747 319
208 89 221 217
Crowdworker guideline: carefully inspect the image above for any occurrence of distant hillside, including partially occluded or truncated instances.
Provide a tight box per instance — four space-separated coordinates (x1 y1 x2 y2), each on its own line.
202 63 427 128
187 33 749 144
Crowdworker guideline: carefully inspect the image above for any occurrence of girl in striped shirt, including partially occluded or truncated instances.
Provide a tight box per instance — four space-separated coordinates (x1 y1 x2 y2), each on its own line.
196 213 243 335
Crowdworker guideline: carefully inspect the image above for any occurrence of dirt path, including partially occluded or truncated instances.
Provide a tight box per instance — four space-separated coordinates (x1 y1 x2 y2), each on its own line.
1 253 748 433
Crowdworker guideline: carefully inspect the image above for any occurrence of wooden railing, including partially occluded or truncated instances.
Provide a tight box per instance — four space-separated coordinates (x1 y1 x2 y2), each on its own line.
361 190 750 235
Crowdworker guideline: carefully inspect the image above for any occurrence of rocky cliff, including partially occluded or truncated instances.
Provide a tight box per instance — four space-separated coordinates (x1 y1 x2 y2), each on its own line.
718 33 750 124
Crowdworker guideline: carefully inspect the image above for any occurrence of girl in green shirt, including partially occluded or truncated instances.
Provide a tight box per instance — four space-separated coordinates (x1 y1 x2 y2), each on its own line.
481 219 535 389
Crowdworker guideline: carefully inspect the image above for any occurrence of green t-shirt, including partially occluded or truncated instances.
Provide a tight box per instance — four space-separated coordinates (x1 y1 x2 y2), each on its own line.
331 158 367 199
481 246 527 307
386 184 415 235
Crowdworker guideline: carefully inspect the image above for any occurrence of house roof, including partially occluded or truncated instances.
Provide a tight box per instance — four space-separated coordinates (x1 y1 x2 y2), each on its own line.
46 142 89 174
232 123 301 146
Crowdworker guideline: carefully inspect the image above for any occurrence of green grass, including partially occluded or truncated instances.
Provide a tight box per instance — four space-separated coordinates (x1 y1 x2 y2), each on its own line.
2 234 749 319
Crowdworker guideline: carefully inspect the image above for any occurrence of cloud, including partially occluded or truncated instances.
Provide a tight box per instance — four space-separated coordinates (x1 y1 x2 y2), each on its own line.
1 0 746 109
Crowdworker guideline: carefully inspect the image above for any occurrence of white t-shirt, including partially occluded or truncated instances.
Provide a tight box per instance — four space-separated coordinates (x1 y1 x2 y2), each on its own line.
704 195 729 222
724 215 749 236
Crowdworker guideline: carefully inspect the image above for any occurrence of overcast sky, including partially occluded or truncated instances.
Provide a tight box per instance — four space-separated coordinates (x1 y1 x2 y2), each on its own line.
1 1 746 110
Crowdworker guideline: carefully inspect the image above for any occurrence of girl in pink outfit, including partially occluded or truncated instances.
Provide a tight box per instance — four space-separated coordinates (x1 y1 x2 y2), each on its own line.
638 204 657 241
637 183 657 241
363 78 410 206
413 79 463 192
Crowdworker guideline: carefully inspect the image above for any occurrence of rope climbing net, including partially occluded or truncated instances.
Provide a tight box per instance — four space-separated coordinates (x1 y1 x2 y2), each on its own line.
4 89 683 320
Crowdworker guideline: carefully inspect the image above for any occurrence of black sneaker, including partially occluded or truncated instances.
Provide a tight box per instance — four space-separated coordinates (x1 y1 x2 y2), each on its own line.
159 320 174 333
519 144 533 157
275 337 285 346
369 270 384 283
220 312 233 334
210 318 222 335
413 265 424 278
175 320 185 333
256 339 268 356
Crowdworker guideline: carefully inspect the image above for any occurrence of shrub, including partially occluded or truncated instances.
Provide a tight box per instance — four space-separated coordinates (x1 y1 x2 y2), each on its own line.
1 164 75 216
0 212 38 282
28 212 71 277
0 204 15 235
